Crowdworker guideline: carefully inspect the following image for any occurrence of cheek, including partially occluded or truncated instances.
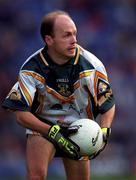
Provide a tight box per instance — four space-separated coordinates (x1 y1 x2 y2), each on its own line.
55 37 69 45
55 40 68 50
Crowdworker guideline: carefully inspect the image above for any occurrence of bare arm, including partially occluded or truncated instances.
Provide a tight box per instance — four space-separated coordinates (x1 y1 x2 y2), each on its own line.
15 111 51 135
100 105 115 128
90 105 115 159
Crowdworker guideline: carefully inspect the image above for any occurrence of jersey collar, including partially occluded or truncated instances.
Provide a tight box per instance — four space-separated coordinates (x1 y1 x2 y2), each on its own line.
39 45 80 66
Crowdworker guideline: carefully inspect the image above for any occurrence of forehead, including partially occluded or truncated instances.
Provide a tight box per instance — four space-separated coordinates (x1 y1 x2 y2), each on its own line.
54 15 77 33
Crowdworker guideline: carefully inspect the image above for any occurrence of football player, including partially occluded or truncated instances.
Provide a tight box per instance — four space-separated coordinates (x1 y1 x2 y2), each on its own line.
2 10 115 180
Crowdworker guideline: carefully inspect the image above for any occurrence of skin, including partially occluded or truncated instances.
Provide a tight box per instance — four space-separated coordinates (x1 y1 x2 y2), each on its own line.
45 15 77 64
15 14 115 180
100 105 115 128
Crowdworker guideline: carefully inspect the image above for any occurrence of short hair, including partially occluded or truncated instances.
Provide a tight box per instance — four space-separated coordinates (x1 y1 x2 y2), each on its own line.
40 10 71 41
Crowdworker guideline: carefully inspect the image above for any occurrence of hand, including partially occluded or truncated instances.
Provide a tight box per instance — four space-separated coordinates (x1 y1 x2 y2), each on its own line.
59 124 80 137
47 124 81 160
89 127 111 160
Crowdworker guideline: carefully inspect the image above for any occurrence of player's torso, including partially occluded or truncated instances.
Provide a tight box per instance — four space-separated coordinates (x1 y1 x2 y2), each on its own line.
23 46 96 125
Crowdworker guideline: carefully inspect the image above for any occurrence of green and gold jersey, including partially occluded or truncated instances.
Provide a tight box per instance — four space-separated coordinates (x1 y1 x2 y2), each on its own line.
2 45 115 131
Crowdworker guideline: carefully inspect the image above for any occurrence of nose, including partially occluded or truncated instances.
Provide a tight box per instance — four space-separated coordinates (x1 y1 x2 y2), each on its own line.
71 34 77 44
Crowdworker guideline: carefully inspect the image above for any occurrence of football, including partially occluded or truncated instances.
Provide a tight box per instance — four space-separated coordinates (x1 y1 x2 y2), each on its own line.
69 119 103 156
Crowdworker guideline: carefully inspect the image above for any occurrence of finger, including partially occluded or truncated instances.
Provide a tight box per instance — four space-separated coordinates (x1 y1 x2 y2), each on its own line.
67 125 79 135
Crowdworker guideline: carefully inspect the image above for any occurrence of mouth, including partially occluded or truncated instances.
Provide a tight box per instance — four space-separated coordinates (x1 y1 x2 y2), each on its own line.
67 46 76 53
68 46 76 50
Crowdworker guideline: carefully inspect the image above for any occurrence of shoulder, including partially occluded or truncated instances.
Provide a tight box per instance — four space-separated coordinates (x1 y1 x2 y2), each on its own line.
20 48 43 71
79 45 104 67
79 46 107 76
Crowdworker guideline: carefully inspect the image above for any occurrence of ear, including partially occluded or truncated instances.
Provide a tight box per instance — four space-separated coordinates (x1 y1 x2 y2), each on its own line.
45 35 53 46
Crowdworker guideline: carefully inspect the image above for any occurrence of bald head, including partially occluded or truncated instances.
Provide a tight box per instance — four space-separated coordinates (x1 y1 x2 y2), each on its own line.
40 10 74 41
53 14 76 36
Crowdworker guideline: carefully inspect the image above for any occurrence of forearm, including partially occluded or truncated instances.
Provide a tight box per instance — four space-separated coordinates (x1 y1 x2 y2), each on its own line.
15 111 50 135
100 105 115 128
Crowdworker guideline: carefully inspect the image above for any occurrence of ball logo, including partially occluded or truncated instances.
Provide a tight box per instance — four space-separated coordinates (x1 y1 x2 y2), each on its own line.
92 131 100 146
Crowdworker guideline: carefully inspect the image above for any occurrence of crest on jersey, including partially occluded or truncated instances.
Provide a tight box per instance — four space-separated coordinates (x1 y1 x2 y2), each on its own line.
8 89 21 101
98 80 108 95
97 80 112 106
58 83 71 97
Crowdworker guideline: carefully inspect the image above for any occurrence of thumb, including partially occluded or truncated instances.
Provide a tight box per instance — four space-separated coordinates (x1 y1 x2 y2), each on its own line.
68 125 79 135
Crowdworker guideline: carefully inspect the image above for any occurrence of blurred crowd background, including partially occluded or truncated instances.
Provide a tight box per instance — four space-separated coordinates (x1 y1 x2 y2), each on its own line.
0 0 136 179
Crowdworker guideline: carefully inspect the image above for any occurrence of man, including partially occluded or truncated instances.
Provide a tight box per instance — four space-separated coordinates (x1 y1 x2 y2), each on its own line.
2 10 115 180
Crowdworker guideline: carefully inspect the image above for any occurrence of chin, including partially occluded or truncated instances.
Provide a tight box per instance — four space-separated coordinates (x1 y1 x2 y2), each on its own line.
68 53 75 58
67 51 76 58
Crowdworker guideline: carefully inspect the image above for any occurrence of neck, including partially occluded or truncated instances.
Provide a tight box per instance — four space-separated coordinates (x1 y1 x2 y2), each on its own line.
47 49 70 65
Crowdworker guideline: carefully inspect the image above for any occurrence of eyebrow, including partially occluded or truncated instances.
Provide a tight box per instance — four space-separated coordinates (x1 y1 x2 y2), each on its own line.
63 29 77 34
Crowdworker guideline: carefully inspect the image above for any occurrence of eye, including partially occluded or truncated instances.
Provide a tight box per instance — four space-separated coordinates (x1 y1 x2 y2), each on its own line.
63 33 71 38
73 31 77 36
63 31 77 39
